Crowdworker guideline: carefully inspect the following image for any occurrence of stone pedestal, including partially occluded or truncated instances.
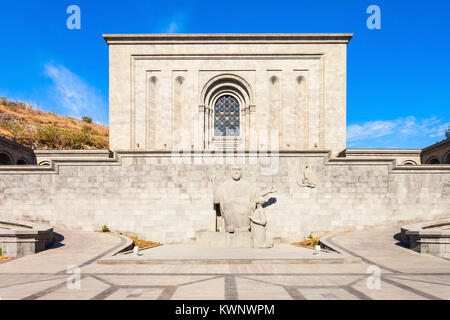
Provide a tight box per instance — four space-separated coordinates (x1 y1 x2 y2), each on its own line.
196 231 274 248
196 231 253 248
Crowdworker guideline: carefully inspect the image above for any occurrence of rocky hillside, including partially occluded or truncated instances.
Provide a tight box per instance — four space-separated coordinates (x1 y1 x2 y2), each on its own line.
0 97 109 150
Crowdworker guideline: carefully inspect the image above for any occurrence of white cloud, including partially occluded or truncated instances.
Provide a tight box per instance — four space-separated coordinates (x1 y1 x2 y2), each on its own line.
44 63 107 122
166 22 179 33
157 11 188 34
347 116 449 149
347 120 397 141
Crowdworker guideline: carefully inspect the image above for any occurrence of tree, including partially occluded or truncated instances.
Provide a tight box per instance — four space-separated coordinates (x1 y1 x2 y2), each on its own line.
81 116 93 123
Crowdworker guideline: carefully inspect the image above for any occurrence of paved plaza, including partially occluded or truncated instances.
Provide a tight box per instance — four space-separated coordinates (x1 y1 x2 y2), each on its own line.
0 225 449 300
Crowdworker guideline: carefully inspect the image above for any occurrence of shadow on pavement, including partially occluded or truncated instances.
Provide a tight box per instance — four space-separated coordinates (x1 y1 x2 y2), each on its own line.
47 232 65 250
393 232 409 249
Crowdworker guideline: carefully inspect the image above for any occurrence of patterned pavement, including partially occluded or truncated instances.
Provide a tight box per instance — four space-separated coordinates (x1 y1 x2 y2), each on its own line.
0 226 449 300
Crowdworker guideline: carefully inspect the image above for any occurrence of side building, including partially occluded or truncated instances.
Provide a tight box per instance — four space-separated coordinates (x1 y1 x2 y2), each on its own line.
421 138 450 165
0 135 36 165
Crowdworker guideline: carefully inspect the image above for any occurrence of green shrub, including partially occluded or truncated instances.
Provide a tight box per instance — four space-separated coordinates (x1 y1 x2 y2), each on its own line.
101 225 110 232
0 122 25 141
36 126 60 148
308 233 318 246
35 125 104 149
82 116 93 123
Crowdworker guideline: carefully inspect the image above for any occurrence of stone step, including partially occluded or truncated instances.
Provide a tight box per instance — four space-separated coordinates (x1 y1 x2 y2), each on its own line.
97 244 362 265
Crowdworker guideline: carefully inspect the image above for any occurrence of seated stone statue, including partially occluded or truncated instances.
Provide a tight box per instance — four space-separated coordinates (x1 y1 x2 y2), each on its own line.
213 167 276 249
213 166 256 232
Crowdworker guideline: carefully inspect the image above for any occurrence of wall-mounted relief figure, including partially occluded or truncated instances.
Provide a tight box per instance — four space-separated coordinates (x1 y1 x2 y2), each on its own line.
297 162 317 188
249 186 277 248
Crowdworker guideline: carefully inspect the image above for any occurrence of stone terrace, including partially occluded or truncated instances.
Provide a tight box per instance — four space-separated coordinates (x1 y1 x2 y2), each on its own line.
0 224 448 300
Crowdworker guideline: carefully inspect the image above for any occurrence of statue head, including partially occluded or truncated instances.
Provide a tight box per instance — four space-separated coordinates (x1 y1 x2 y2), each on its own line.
231 166 242 181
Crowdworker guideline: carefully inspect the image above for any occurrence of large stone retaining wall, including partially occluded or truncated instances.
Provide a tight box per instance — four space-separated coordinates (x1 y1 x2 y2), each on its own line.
0 151 448 243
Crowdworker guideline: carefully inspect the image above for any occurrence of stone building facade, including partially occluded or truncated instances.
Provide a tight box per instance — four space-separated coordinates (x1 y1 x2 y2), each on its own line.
0 34 448 243
104 34 351 157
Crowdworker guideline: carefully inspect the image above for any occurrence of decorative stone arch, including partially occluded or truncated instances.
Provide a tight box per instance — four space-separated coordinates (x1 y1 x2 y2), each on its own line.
200 73 254 107
211 91 244 113
39 160 51 166
401 160 417 166
443 152 450 164
16 158 28 165
426 157 440 164
198 74 255 150
0 150 13 165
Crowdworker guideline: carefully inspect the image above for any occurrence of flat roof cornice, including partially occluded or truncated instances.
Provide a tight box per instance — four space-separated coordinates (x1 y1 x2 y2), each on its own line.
103 33 353 45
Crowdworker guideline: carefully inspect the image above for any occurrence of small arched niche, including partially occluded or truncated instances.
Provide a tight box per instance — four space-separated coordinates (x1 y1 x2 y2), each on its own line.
401 160 417 166
150 76 158 85
175 76 184 85
270 75 279 85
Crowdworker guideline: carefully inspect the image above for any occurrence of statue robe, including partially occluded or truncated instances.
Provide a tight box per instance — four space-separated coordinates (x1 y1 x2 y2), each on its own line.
213 178 257 231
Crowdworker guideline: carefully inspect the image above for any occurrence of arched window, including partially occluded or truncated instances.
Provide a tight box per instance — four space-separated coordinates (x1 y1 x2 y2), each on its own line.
17 159 28 165
0 153 12 165
214 95 240 136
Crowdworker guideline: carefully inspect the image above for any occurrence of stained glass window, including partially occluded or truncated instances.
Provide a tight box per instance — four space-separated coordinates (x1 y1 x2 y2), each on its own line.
214 95 240 136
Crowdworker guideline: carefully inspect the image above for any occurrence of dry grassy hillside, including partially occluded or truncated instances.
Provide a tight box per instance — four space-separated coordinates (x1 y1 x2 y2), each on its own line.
0 97 109 149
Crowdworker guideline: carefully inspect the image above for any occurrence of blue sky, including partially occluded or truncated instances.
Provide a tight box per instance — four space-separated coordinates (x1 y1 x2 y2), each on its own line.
0 0 448 149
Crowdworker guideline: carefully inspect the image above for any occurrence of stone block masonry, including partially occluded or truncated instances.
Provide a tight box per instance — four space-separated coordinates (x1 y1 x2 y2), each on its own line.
0 151 448 244
104 34 352 157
